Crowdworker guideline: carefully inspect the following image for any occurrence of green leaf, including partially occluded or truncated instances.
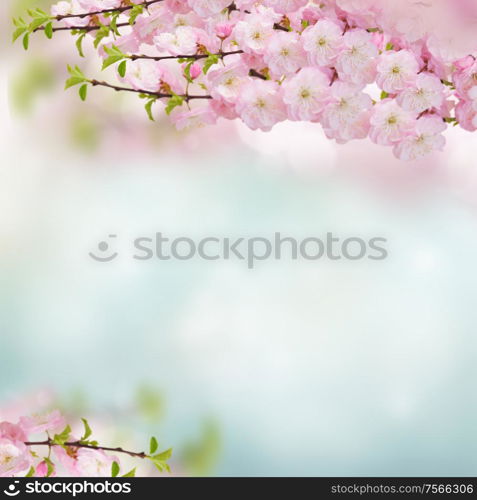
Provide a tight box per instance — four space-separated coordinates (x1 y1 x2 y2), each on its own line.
183 60 195 83
52 425 72 446
102 45 126 70
12 26 27 43
79 84 88 101
25 466 35 477
80 418 93 441
44 22 53 39
65 65 88 89
129 5 144 25
385 42 394 51
76 32 87 57
118 60 127 78
145 99 156 121
94 25 110 49
380 90 389 100
203 54 220 75
150 436 158 454
122 468 136 477
28 17 50 32
111 461 120 477
148 448 173 473
22 33 29 50
165 94 184 115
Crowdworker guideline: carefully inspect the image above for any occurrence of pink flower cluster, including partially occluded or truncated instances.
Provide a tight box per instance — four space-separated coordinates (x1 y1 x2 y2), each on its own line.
0 412 116 477
52 0 477 160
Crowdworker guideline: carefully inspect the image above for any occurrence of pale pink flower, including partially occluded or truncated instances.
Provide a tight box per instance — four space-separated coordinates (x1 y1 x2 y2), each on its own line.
264 32 306 78
394 116 446 161
301 19 343 67
376 50 419 94
370 100 416 146
282 68 330 121
335 29 378 85
321 82 373 143
19 410 66 435
74 449 118 477
233 11 278 54
236 80 286 131
0 439 31 477
154 26 198 56
188 0 230 16
207 61 249 103
397 73 445 113
0 422 27 442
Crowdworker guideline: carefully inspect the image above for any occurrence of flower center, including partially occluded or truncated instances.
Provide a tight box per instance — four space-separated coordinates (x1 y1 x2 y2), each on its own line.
391 66 401 74
387 115 398 125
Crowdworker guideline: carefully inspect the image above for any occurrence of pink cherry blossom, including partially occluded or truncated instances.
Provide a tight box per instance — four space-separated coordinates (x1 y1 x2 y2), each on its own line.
19 410 66 435
0 439 31 477
394 116 447 161
369 100 416 146
282 67 330 121
376 50 420 94
236 80 286 131
35 0 477 160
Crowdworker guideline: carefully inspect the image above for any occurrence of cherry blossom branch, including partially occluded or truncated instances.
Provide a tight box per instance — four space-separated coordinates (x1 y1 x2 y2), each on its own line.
89 79 212 101
52 0 164 21
34 22 130 33
25 440 147 459
128 50 243 62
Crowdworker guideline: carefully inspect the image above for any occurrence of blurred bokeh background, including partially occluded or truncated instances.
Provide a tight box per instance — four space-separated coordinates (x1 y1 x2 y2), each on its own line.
2 0 477 476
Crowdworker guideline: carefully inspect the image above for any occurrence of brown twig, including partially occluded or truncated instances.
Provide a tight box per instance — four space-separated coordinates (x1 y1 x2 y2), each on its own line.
89 79 212 101
25 440 147 459
129 49 243 61
52 0 164 21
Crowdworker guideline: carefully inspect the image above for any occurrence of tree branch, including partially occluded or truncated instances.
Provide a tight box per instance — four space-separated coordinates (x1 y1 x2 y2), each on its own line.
35 22 130 33
53 0 164 21
89 79 212 101
129 49 243 61
25 440 147 459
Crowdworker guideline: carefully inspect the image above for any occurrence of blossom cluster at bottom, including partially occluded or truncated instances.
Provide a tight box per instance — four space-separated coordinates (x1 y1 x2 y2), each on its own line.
0 411 171 477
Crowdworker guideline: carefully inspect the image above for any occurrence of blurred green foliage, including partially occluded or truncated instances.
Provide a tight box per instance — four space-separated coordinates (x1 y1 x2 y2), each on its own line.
135 384 166 424
70 112 102 152
10 58 54 114
182 420 221 476
11 0 51 17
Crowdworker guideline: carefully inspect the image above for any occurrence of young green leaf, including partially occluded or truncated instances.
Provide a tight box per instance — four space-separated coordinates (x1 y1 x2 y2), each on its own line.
80 418 93 441
25 466 35 477
44 22 53 39
52 425 72 446
145 99 156 121
122 468 136 477
150 436 158 455
79 84 88 101
203 54 220 75
129 5 144 25
118 60 127 78
22 33 30 50
102 45 126 70
165 95 184 115
111 461 120 477
76 32 87 57
65 65 88 89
